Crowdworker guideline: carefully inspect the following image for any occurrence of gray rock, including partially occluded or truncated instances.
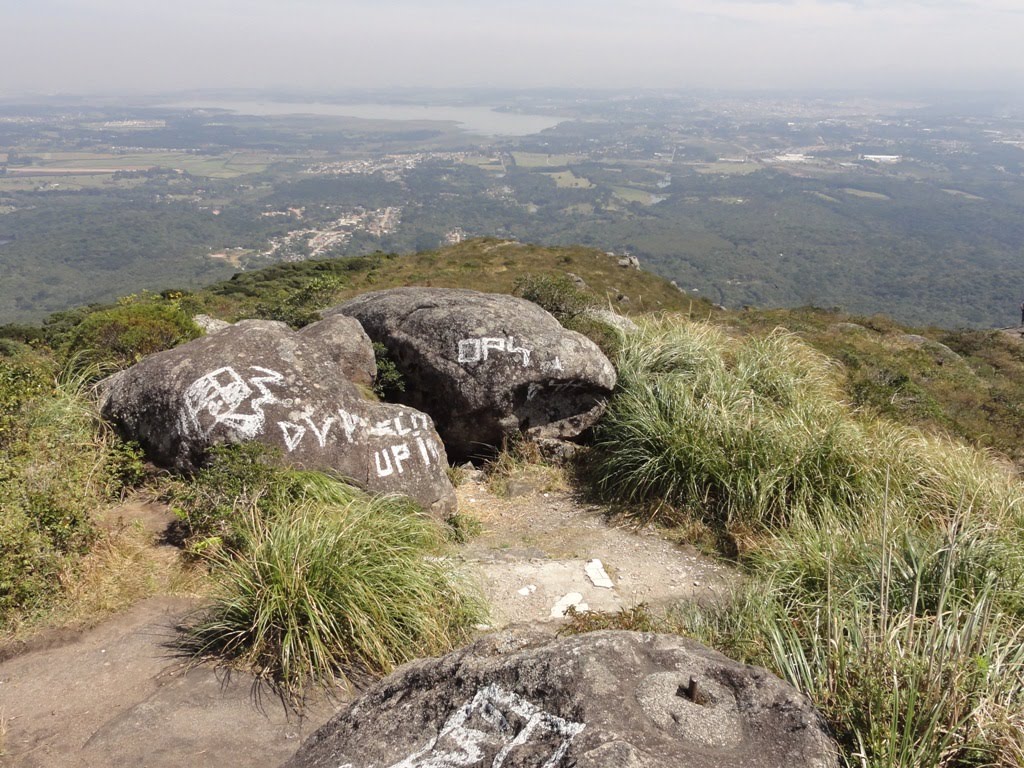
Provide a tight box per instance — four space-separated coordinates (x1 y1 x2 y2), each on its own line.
582 308 639 334
297 314 377 389
566 272 588 289
898 334 962 364
533 437 581 465
283 629 838 768
100 319 455 516
192 314 231 334
330 288 617 460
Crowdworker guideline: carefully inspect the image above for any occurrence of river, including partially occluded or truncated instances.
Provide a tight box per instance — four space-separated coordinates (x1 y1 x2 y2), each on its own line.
160 100 565 137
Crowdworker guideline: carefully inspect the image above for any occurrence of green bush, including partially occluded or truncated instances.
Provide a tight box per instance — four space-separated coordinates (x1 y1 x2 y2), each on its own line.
513 273 598 322
253 275 343 328
60 299 200 373
169 443 338 554
180 467 485 697
371 341 405 400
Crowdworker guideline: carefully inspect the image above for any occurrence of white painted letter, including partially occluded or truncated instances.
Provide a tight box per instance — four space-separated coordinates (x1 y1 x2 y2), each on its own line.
507 337 532 366
375 449 394 477
277 421 306 452
391 443 411 474
457 339 481 363
481 337 505 361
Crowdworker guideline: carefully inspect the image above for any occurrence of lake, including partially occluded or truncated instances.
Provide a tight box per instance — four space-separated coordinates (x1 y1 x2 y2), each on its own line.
160 100 565 137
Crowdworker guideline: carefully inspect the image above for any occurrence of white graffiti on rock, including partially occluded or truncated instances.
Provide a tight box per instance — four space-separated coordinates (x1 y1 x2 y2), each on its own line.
181 365 442 479
181 365 284 439
276 409 439 478
457 337 532 367
337 683 585 768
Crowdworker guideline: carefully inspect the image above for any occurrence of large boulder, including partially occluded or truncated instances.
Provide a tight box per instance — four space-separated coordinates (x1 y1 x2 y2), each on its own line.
284 629 838 768
329 288 617 459
100 318 455 516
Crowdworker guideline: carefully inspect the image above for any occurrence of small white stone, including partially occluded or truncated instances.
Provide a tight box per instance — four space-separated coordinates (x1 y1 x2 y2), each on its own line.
551 592 585 618
585 559 614 589
693 581 701 587
517 584 537 596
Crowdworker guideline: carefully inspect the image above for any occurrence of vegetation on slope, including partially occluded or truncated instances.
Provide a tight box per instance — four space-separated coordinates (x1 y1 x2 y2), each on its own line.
730 306 1024 465
188 238 700 322
589 317 1024 767
0 345 146 632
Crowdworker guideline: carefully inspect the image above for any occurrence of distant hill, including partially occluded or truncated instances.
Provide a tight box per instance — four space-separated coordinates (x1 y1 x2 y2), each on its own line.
9 237 1024 466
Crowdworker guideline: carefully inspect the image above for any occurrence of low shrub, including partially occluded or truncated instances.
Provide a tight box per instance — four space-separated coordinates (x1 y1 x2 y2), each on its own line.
167 442 308 554
252 275 343 328
514 273 598 322
371 341 405 400
59 298 200 373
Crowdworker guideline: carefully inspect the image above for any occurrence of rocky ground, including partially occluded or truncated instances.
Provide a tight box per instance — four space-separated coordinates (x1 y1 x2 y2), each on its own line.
0 472 729 767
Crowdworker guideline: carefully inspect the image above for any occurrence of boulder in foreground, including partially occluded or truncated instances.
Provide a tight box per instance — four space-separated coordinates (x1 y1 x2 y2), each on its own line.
100 318 455 516
284 628 837 768
330 288 617 459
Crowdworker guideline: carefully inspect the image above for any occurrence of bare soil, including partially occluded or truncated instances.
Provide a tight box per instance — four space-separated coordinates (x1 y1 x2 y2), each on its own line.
457 472 731 627
0 477 731 767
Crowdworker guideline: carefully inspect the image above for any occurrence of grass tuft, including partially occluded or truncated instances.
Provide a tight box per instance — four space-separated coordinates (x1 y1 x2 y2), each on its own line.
179 465 485 699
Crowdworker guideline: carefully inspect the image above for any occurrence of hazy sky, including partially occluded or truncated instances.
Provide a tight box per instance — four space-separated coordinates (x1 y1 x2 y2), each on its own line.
2 0 1022 95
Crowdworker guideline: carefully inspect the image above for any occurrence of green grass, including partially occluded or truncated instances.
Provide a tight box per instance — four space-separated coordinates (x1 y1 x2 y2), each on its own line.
671 506 1024 767
0 350 143 632
725 306 1024 465
22 151 274 178
693 161 761 175
587 315 1024 766
192 239 705 321
175 448 485 698
610 185 655 203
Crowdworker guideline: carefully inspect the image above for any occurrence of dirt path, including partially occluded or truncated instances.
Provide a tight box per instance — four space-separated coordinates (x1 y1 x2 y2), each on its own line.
457 472 731 627
0 478 731 767
0 597 340 768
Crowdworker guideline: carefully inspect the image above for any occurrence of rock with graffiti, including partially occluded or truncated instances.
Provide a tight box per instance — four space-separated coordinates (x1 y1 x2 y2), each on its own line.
329 288 617 460
100 319 455 516
283 628 838 768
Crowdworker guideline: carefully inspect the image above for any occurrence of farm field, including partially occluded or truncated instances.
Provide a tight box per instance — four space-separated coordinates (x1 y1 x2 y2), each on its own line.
15 151 276 178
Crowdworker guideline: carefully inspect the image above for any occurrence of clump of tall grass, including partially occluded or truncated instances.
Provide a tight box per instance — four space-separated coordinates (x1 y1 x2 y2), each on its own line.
589 316 1024 766
673 506 1024 767
179 460 485 698
593 318 1023 547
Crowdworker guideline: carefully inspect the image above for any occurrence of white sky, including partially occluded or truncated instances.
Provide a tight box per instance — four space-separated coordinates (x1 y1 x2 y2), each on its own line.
1 0 1022 95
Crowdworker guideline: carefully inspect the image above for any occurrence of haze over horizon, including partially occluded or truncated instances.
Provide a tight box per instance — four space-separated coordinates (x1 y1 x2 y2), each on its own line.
2 0 1023 98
